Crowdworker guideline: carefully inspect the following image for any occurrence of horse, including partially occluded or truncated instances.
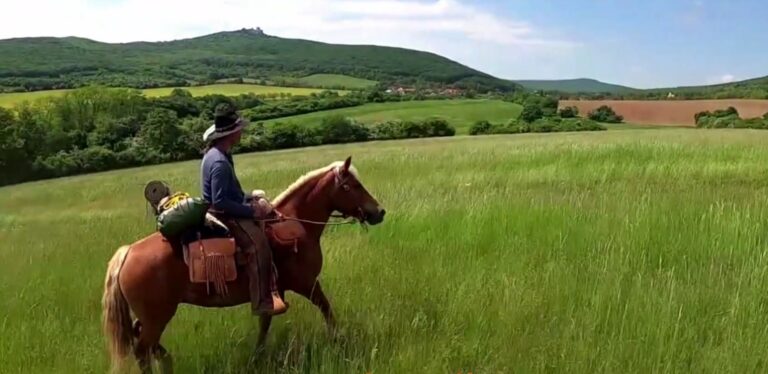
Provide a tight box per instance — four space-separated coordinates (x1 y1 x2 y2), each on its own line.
101 156 385 373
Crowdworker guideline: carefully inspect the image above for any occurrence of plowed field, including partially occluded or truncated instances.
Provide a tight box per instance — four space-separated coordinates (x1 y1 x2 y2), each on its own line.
559 99 768 126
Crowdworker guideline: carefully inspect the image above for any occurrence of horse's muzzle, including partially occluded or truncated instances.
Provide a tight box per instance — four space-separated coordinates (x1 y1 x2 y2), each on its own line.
365 208 386 225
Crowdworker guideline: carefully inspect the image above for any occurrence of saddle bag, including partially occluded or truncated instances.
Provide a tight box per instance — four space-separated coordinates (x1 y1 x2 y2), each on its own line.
185 237 237 295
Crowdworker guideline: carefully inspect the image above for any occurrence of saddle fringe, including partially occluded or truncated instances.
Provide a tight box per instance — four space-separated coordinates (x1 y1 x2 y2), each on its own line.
204 254 230 296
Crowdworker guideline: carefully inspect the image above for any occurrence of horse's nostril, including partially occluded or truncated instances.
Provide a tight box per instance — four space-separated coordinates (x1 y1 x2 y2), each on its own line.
380 209 386 217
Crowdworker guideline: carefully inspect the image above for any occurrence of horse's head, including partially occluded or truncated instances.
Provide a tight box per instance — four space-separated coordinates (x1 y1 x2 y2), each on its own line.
328 156 385 225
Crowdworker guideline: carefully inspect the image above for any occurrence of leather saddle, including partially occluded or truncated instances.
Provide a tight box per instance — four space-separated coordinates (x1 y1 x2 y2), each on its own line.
174 213 306 295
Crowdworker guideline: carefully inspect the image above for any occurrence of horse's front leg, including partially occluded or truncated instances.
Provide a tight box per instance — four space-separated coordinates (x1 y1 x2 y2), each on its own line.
257 315 272 347
299 281 336 335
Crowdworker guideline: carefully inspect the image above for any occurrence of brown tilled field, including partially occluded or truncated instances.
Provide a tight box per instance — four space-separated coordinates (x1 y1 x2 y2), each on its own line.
559 100 768 126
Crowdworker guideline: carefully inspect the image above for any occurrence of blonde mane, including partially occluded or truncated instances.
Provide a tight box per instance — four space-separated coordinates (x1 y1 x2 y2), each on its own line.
272 160 359 206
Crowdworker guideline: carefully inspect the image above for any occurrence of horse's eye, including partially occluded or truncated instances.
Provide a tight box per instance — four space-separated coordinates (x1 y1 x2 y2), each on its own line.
343 184 351 192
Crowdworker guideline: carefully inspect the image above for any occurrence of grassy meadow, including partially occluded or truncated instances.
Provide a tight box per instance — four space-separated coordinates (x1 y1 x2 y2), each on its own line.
4 129 768 373
262 99 524 134
0 84 340 108
288 74 378 89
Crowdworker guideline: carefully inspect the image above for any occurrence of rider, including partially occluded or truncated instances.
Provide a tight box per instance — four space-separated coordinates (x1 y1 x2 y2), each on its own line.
200 104 287 316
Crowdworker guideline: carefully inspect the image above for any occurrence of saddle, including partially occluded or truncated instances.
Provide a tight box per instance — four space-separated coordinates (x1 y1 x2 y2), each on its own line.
145 181 305 295
179 213 306 295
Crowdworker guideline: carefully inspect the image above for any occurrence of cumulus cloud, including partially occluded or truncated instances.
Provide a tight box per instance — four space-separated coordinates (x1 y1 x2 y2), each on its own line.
0 0 574 49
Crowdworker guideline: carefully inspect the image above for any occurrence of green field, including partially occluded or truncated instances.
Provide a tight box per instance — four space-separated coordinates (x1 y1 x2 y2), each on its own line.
0 84 339 108
262 99 524 133
3 129 768 372
290 74 378 89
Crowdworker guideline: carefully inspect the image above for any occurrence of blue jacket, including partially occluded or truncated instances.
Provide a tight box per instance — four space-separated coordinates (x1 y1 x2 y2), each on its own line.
200 146 255 218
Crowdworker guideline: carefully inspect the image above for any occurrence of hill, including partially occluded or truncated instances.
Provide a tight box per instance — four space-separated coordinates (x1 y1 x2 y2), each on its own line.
255 99 523 134
515 78 638 93
0 28 519 93
514 76 768 100
538 76 768 100
645 75 768 99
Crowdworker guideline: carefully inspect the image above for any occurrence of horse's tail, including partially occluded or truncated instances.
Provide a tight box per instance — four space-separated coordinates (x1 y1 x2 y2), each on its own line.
101 245 134 371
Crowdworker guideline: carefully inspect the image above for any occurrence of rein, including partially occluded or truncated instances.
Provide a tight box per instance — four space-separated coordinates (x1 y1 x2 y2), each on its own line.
276 212 359 226
257 164 370 230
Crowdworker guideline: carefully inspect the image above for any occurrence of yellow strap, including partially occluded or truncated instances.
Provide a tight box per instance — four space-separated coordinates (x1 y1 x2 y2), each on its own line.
161 192 191 211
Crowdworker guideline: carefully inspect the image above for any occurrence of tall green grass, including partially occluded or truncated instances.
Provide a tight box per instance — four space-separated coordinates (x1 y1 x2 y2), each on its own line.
3 129 768 373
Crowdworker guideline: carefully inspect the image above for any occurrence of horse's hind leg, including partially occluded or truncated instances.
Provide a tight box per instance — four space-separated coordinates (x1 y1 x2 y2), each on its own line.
133 309 176 373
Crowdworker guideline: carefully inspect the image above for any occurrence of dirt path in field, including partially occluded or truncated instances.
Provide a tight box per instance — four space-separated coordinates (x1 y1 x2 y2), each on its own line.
559 99 768 126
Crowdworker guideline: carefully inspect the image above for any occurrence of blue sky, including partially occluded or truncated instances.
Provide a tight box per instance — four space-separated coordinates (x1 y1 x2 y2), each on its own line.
2 0 766 88
484 0 768 88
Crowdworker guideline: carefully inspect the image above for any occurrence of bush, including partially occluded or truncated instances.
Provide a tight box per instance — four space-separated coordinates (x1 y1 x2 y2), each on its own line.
319 115 370 144
695 106 768 129
558 106 579 118
265 122 321 149
421 118 455 137
519 104 544 123
469 120 493 135
370 118 456 140
529 118 556 133
469 117 605 136
588 105 624 123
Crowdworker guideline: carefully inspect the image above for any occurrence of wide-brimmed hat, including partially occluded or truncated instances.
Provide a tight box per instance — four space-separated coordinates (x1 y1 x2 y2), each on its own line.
203 107 249 143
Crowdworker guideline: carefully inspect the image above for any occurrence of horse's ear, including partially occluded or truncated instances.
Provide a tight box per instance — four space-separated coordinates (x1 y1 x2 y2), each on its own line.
343 156 352 173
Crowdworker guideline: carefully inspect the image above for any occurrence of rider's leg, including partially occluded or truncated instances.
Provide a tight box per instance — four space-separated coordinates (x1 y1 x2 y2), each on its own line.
231 218 286 316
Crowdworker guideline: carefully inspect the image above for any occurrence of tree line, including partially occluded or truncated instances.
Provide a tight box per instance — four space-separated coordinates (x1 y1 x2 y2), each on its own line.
0 86 460 186
695 107 768 129
467 93 620 135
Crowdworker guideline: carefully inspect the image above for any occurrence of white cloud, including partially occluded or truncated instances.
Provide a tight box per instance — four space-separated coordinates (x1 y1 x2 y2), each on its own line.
707 74 736 84
0 0 575 49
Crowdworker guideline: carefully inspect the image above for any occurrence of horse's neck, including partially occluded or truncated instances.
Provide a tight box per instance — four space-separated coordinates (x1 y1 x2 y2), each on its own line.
276 175 333 238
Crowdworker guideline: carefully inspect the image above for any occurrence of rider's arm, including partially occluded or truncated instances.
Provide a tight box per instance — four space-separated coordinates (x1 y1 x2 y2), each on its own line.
209 160 255 218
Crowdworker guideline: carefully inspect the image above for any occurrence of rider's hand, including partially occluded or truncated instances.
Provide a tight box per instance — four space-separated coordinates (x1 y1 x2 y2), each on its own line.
251 197 274 219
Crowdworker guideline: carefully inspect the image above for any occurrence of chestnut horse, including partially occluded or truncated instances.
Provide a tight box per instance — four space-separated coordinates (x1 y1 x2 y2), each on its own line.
101 156 385 373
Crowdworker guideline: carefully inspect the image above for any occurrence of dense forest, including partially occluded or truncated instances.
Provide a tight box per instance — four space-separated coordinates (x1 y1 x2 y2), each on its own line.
0 29 520 93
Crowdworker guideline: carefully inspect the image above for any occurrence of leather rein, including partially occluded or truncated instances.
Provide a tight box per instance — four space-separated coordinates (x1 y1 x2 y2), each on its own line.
259 166 368 230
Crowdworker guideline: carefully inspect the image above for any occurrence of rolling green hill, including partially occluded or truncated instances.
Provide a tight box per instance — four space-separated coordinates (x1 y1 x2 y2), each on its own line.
524 76 768 99
255 99 523 134
515 76 768 99
646 75 768 99
515 78 638 93
0 28 519 93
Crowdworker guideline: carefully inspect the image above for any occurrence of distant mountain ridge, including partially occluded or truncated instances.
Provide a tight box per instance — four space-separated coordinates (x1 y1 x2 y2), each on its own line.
514 76 768 99
514 78 638 93
0 28 520 92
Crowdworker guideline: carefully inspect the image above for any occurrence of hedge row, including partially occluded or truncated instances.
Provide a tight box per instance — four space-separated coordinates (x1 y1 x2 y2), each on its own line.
469 117 606 135
16 116 457 184
235 116 456 153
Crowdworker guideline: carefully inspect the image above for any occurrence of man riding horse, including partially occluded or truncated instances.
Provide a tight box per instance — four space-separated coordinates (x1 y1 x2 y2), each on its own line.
200 105 287 316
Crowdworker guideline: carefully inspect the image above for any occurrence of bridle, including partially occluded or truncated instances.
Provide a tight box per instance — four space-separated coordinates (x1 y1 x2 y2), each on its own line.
266 165 369 229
